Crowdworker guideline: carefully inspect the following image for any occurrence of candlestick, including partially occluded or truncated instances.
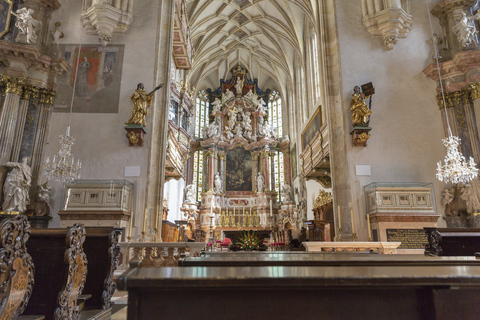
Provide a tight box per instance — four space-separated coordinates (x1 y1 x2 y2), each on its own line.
367 213 372 240
350 209 355 234
337 205 341 226
142 208 148 234
128 211 134 241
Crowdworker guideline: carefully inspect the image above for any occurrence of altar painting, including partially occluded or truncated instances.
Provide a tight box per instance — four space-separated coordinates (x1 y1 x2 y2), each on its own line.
226 148 252 192
54 44 124 113
0 0 13 39
301 106 322 150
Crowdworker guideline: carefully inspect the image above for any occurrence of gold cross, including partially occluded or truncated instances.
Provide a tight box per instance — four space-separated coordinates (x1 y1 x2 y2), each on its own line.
229 106 238 129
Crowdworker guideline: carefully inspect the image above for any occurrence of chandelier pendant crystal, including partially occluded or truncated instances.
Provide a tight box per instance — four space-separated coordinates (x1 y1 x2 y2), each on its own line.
44 126 82 182
436 135 478 184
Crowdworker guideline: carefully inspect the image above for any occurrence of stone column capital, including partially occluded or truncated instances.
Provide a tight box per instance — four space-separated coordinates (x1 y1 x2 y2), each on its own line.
0 75 25 96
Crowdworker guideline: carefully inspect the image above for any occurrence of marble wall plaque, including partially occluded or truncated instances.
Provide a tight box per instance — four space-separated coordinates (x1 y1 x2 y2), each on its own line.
386 229 427 249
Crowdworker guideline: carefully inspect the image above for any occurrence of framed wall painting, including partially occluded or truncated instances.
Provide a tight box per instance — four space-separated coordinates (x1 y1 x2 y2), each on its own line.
301 106 322 150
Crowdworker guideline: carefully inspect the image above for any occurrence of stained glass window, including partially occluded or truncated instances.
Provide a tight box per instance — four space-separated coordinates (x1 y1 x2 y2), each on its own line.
195 90 208 138
268 91 282 138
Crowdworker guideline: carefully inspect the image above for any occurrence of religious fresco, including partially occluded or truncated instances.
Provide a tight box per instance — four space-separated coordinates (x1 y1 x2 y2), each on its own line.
54 44 124 113
226 147 252 192
301 106 322 150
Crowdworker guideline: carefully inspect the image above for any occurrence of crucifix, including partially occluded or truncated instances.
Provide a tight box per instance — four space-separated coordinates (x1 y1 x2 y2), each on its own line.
229 106 239 129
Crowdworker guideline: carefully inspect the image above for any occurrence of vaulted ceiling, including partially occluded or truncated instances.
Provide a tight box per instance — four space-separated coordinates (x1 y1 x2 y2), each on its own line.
186 0 316 95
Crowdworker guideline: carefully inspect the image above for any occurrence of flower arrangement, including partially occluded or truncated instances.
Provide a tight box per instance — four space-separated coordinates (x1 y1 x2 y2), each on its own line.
236 231 261 251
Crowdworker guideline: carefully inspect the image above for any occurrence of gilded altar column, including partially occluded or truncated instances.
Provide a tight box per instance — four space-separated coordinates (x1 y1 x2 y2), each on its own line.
270 151 276 194
207 149 216 191
252 153 260 191
0 76 25 200
218 151 226 192
30 89 55 194
11 86 38 162
260 149 270 191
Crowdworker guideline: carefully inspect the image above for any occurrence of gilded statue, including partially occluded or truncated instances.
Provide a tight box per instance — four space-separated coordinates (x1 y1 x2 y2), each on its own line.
125 83 163 127
350 86 371 126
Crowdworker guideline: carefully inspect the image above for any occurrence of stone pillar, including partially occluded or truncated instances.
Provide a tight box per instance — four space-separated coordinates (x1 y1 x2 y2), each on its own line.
30 89 55 196
252 152 259 191
0 76 24 202
144 0 175 240
261 149 270 191
270 151 276 194
283 151 292 186
206 149 215 191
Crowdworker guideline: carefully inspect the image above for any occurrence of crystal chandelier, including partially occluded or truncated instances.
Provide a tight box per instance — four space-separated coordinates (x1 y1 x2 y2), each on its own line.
426 1 479 184
44 126 81 182
43 12 84 183
436 136 478 184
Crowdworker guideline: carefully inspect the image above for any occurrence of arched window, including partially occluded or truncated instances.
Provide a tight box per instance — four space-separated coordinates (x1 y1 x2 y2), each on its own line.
192 150 204 202
312 33 321 100
268 90 282 137
195 90 209 138
273 150 285 202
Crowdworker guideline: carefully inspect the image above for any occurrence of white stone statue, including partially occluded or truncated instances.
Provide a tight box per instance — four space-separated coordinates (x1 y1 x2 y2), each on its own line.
281 184 293 203
13 7 42 44
185 184 197 204
34 182 51 217
256 173 265 193
206 119 219 138
223 89 235 102
245 89 258 105
460 180 480 214
212 98 222 114
214 172 222 193
452 11 478 48
234 76 243 95
257 98 266 113
234 123 243 138
2 157 32 213
224 126 234 140
50 21 64 58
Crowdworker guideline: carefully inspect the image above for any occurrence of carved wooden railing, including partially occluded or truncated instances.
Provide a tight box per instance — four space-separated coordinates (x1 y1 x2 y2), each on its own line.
102 229 120 310
0 215 35 320
54 224 88 320
118 242 206 270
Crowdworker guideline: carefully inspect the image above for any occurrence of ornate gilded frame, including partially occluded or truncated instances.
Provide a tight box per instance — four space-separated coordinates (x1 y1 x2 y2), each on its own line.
301 105 322 150
0 0 14 39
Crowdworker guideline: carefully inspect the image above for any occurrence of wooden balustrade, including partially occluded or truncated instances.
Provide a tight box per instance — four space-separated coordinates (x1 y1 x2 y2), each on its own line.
303 242 401 254
118 242 206 269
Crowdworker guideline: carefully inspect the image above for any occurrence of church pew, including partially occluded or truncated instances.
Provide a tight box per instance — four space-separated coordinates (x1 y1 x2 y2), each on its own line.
81 227 122 311
0 215 35 319
179 252 480 267
22 225 88 320
425 227 480 256
118 265 480 320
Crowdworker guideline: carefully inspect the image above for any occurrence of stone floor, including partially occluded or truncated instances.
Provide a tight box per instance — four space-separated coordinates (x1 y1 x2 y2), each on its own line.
110 290 128 320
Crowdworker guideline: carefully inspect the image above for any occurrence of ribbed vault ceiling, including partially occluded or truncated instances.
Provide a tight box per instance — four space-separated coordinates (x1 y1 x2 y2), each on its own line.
186 0 316 95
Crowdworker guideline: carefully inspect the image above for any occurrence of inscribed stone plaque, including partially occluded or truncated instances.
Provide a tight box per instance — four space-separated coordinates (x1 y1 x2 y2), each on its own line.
386 229 428 249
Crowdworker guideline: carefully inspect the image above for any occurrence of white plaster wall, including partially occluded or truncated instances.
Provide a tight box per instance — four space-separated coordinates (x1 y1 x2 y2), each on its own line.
164 178 186 223
45 0 160 229
335 0 448 239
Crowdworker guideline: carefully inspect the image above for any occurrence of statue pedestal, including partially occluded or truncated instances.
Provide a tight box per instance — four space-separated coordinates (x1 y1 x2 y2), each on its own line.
125 124 146 146
350 126 372 147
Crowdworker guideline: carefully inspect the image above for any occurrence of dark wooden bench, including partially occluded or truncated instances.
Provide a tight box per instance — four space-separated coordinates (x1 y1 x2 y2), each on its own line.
180 252 480 267
425 227 480 256
82 227 121 311
118 264 480 320
22 225 88 320
0 215 35 319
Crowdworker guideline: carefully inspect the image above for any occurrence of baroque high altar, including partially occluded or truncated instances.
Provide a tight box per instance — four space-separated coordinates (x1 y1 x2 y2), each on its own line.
182 65 298 238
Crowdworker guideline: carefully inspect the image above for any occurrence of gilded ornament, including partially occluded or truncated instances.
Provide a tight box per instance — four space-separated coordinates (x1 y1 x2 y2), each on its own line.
356 132 370 143
0 75 25 95
313 190 333 209
470 83 480 100
127 131 139 145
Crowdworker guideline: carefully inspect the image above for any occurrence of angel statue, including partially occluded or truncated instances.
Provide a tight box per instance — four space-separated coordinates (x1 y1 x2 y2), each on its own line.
125 83 163 127
452 11 478 48
350 86 371 126
214 172 222 193
184 184 197 204
12 7 42 44
212 98 222 114
2 157 31 213
281 184 293 203
256 173 265 193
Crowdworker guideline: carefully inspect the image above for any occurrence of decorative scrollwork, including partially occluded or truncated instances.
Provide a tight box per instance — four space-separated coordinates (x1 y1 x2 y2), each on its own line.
425 229 442 256
54 223 88 320
0 215 35 320
101 229 120 310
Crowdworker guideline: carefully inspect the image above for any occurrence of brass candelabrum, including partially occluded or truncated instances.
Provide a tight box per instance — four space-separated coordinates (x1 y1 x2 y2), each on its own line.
368 237 373 242
141 231 146 242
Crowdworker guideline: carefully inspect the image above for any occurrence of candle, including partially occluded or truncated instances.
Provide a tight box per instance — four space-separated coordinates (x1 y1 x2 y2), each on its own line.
142 208 148 233
128 211 134 238
337 205 341 227
270 198 273 217
367 213 372 239
155 205 159 230
350 209 355 234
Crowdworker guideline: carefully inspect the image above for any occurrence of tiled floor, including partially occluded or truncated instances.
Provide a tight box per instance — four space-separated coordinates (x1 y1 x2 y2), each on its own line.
111 290 128 320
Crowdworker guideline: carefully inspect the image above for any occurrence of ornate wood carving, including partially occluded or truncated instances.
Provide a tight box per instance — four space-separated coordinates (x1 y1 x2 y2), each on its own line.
0 215 34 320
101 229 120 310
54 224 88 320
425 228 443 256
